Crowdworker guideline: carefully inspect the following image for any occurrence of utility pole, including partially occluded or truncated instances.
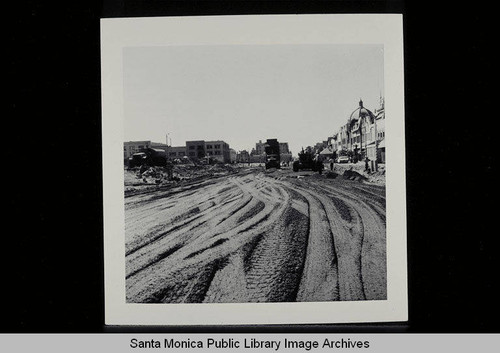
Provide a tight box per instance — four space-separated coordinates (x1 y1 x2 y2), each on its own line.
166 133 170 160
165 132 173 180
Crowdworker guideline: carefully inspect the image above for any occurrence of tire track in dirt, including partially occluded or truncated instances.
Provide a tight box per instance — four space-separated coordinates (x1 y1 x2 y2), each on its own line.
125 171 386 303
202 186 308 303
126 185 248 280
311 180 387 300
291 185 340 302
283 179 365 301
126 175 291 303
244 192 309 302
125 178 235 252
125 183 243 257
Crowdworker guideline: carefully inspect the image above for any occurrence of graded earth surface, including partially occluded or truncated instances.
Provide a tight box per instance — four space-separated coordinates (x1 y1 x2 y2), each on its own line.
125 165 386 303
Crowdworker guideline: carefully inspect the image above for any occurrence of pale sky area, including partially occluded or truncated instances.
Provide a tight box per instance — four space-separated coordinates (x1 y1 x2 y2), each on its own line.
123 44 384 156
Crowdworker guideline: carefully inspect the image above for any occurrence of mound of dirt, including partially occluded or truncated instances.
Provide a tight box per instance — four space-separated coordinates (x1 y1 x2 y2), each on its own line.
343 169 367 182
124 163 242 197
367 169 385 184
325 171 339 179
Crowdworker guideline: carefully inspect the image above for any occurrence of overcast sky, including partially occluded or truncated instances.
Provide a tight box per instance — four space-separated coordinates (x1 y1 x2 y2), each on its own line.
123 44 384 155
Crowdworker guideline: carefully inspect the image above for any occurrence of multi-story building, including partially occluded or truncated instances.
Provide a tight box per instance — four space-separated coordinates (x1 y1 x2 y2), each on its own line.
250 141 265 163
204 140 231 163
236 150 250 163
255 140 265 155
123 140 152 160
124 141 171 157
279 142 293 163
328 133 339 153
249 139 293 163
124 140 174 165
125 139 233 164
185 140 206 159
328 97 385 163
337 124 350 154
348 96 386 163
279 142 289 154
150 142 168 151
166 146 187 159
346 99 376 160
373 96 386 163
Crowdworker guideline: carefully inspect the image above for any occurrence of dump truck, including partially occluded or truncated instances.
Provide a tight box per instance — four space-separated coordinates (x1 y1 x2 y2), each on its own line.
292 148 324 174
128 147 167 168
264 139 281 169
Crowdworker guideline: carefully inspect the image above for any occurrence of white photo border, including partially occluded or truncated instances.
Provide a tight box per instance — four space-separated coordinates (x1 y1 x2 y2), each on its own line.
101 14 407 325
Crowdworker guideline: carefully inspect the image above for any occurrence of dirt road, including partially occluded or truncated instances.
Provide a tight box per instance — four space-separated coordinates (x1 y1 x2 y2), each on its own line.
125 167 386 303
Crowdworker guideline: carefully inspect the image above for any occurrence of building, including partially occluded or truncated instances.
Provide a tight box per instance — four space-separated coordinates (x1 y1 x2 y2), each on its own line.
236 150 250 163
327 97 385 164
204 140 231 163
123 141 171 159
316 96 387 166
123 140 174 166
184 140 231 163
347 99 376 160
150 142 168 150
319 145 335 161
249 139 293 163
125 139 233 164
351 96 386 163
124 140 152 160
374 96 386 163
250 140 266 163
229 149 237 163
185 140 206 160
167 146 187 159
328 133 339 153
337 124 350 154
255 140 265 155
249 154 265 163
279 142 293 163
279 142 289 154
250 141 265 163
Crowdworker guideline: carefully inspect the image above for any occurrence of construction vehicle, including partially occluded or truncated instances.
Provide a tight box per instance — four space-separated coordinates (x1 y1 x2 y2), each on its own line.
128 147 167 168
264 139 281 169
292 148 324 174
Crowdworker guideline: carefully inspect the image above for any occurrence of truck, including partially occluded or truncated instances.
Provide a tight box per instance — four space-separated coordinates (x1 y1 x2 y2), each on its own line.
292 148 324 174
264 139 281 169
128 147 167 168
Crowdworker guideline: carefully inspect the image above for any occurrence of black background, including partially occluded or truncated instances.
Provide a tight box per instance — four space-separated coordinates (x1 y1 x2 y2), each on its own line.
6 1 497 333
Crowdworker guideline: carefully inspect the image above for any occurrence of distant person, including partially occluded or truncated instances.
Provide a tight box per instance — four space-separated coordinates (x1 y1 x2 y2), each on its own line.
329 157 334 171
365 156 370 173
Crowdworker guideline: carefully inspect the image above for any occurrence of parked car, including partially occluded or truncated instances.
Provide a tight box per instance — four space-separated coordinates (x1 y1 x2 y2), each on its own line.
336 155 349 163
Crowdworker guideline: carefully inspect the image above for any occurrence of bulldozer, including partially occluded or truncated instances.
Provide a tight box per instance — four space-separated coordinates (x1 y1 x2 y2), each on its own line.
292 148 324 174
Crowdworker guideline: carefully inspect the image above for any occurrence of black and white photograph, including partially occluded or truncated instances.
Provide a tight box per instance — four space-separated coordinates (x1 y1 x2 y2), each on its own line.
6 0 498 342
123 44 387 304
101 15 407 325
